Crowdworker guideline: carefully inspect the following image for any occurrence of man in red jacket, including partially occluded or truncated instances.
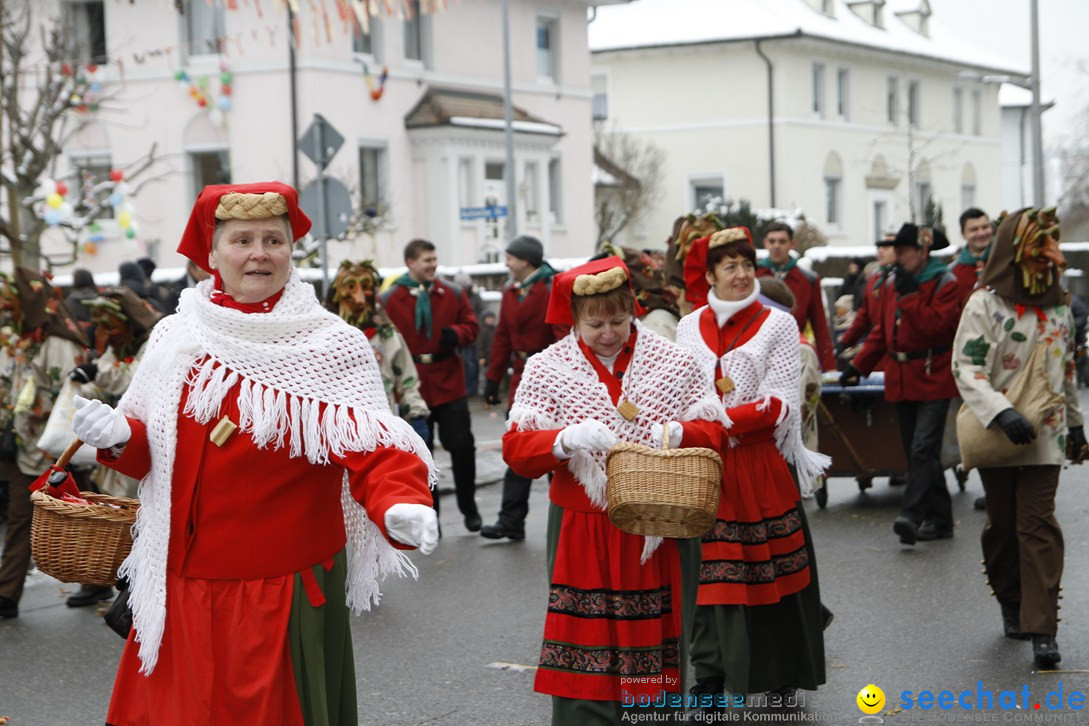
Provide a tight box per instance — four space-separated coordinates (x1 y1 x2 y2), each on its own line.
756 222 836 370
838 237 896 359
950 207 994 303
480 236 558 540
842 223 962 545
382 239 482 532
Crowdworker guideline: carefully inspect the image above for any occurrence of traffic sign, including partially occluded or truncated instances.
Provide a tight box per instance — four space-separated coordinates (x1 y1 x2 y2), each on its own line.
459 205 508 221
298 114 344 170
300 176 352 239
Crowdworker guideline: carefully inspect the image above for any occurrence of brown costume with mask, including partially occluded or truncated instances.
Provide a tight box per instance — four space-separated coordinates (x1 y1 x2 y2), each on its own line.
952 207 1084 667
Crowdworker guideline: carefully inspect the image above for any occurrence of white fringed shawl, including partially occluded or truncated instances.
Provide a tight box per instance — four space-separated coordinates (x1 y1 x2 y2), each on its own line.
675 303 829 495
115 271 436 674
508 320 725 562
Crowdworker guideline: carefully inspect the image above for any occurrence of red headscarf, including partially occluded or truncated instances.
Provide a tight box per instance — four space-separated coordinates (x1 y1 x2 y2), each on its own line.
177 181 312 274
545 256 645 326
682 227 755 309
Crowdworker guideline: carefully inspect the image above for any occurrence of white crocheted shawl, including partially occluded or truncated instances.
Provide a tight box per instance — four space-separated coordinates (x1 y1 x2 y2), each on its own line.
116 271 436 674
508 320 725 561
675 304 828 495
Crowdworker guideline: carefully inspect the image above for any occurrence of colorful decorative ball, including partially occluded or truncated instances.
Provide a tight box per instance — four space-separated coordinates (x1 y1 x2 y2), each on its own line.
108 192 124 208
55 181 69 196
46 193 63 208
125 227 137 239
217 96 231 111
83 242 98 255
117 211 132 228
109 169 123 182
43 209 61 226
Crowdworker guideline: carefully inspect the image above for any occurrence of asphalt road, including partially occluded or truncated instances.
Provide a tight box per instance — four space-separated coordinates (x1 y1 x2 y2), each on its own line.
2 395 1088 725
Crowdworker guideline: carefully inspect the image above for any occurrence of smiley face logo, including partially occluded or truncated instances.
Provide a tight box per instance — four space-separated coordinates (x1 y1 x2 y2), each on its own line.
857 684 885 715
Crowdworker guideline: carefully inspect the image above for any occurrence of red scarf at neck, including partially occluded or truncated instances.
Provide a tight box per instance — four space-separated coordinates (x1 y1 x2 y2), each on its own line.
209 270 284 313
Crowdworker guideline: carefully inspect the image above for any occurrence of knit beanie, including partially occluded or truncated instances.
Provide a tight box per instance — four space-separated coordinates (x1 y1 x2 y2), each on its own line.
505 235 544 268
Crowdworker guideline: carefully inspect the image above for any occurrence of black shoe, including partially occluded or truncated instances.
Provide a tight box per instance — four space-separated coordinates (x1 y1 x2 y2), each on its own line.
479 521 526 541
1032 634 1061 669
1000 602 1030 640
689 676 724 696
464 513 482 532
66 584 115 608
0 595 17 619
893 515 917 545
974 496 987 511
916 521 954 541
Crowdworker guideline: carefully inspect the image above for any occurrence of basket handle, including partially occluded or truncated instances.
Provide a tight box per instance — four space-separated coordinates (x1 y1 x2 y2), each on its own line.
659 424 671 452
55 438 85 469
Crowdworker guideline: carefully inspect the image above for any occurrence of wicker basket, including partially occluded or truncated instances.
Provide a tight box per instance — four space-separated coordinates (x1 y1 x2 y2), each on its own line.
605 435 722 538
30 489 139 586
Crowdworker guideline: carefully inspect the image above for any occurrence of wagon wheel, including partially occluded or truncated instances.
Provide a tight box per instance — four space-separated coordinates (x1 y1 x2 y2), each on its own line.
857 475 873 492
954 465 969 491
815 486 828 509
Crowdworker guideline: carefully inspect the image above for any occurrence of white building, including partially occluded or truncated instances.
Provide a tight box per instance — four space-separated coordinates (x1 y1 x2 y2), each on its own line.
33 0 615 275
589 0 1025 249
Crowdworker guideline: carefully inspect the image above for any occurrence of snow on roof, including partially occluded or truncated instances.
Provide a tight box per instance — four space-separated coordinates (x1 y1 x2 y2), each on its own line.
448 117 563 136
589 0 1024 76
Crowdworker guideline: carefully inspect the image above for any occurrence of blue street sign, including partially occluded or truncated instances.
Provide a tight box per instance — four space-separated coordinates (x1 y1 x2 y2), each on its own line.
459 205 508 221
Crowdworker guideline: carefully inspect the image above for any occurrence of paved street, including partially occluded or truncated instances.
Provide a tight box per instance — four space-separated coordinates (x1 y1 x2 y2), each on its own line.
2 395 1089 724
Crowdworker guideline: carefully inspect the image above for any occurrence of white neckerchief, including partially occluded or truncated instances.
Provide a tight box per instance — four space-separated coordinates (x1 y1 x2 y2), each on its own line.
707 286 760 327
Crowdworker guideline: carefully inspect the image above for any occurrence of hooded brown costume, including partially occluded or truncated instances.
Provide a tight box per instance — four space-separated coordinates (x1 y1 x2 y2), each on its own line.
952 207 1084 669
0 268 87 617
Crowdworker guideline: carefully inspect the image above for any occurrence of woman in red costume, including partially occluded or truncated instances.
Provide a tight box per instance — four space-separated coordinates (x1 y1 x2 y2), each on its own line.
71 182 438 726
674 228 828 702
502 256 724 725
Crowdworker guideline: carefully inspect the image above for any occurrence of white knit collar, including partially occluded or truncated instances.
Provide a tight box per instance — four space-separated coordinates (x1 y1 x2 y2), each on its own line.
707 286 760 326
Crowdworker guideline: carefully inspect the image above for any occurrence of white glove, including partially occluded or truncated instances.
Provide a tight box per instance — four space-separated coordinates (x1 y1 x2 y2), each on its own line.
559 419 619 455
72 395 131 449
384 503 439 555
650 421 684 449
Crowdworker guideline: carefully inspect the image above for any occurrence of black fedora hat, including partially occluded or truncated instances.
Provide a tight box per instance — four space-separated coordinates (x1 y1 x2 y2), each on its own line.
878 222 949 250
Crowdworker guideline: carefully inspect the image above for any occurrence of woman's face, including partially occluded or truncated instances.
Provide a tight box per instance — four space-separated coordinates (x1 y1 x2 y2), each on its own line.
209 218 293 303
706 254 756 302
575 310 632 358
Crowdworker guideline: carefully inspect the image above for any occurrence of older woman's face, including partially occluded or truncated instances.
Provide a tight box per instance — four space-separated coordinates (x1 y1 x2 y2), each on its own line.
575 310 632 358
209 218 293 303
706 254 756 302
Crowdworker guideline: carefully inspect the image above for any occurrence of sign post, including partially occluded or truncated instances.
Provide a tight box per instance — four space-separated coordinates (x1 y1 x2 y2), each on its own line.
298 114 345 292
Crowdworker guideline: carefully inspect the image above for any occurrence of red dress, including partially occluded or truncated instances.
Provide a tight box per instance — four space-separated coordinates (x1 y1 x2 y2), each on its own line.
682 305 811 606
102 376 432 726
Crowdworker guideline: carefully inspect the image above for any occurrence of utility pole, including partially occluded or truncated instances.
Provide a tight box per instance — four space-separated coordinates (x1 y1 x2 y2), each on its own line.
1029 0 1045 205
501 0 517 240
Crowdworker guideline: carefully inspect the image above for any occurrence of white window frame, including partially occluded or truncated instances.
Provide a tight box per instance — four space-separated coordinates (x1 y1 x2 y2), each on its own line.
961 183 976 210
907 79 920 128
63 0 107 66
68 151 113 218
812 62 826 118
591 71 608 121
351 16 382 61
971 88 982 136
548 157 563 225
523 161 540 225
887 76 899 126
953 87 964 134
187 145 231 203
688 173 725 213
836 67 849 120
403 0 431 66
359 142 388 212
183 0 225 59
825 175 842 226
536 14 559 83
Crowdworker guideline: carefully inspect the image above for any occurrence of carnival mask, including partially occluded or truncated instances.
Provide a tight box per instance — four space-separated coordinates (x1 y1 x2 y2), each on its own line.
332 262 379 328
1012 207 1065 296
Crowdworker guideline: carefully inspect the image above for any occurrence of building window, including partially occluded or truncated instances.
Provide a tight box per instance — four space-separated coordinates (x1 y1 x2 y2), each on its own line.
548 157 563 224
953 87 963 134
873 199 887 241
971 89 982 136
836 68 849 120
907 79 920 128
524 162 539 224
914 181 932 222
961 184 976 210
825 177 841 225
485 161 504 182
457 158 474 210
359 145 387 213
812 63 825 117
690 175 724 212
537 16 558 81
821 0 834 15
64 1 107 65
185 0 225 57
69 153 113 218
887 76 899 125
591 73 608 121
404 0 425 63
190 149 231 202
352 17 381 58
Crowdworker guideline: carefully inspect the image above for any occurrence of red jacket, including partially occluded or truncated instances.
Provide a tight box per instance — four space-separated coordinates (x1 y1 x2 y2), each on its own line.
839 270 887 349
485 277 558 406
755 266 836 370
382 279 479 407
852 267 962 402
950 260 982 304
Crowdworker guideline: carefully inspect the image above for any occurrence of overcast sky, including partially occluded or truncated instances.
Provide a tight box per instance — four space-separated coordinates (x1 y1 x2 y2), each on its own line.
931 0 1089 147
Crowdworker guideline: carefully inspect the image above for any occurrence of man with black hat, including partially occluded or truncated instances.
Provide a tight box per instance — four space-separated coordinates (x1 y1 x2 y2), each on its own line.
480 235 559 541
841 223 962 545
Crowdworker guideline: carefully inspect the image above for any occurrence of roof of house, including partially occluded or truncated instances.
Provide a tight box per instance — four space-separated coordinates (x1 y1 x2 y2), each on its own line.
589 0 1024 76
404 87 562 135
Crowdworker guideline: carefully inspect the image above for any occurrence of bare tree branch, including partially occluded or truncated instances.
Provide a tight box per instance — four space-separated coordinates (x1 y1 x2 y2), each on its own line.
593 123 665 248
